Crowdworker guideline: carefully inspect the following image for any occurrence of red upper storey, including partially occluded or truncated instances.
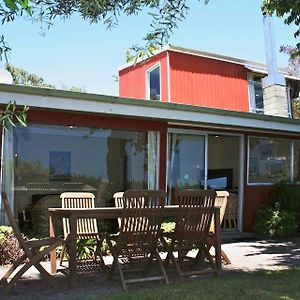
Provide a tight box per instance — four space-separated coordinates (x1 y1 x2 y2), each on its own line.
119 45 286 113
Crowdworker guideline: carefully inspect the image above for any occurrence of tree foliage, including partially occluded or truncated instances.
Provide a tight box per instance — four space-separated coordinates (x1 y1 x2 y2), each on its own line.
262 0 300 56
0 1 299 58
279 45 300 119
0 101 29 131
5 63 55 88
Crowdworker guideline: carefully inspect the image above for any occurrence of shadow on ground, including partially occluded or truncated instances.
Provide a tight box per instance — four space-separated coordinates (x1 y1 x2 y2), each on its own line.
1 238 300 300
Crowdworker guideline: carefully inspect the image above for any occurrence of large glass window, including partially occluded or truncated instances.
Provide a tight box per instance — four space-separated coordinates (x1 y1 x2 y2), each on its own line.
1 124 158 233
248 74 264 114
248 137 291 184
147 65 160 101
167 133 206 203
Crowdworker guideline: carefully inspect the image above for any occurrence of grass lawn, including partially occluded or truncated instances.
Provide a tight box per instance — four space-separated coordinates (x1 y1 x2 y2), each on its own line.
101 268 300 300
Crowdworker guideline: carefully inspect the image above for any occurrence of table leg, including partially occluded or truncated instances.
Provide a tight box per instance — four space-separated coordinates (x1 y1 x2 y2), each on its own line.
69 215 77 288
49 212 57 274
214 208 222 270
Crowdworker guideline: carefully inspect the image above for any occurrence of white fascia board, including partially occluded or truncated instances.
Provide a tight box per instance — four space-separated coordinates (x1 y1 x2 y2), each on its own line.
1 90 300 135
245 65 300 81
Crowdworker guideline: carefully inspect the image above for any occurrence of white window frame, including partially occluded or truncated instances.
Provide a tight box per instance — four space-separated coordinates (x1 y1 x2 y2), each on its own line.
167 128 244 231
248 73 264 114
146 63 161 101
247 135 296 186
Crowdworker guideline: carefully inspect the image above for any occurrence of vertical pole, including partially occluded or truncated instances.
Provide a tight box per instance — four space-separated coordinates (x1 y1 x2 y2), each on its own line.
214 207 221 270
49 212 57 274
262 14 285 88
69 214 77 288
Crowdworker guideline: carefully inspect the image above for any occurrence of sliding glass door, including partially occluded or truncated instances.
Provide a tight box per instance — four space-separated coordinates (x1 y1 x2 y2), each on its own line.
167 132 206 203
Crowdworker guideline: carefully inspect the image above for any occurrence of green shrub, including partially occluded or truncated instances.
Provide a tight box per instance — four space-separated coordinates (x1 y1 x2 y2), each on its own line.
0 226 13 241
0 226 24 265
254 202 297 238
73 238 110 260
274 182 300 213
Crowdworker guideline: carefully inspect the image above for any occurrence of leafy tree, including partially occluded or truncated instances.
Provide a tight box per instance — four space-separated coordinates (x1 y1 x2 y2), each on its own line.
4 63 85 91
280 45 300 119
262 0 300 56
0 101 28 131
1 0 298 59
5 63 55 88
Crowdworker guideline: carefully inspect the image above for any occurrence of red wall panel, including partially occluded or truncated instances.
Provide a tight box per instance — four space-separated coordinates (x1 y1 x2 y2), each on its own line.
169 52 250 112
243 185 276 231
26 109 167 132
119 52 169 101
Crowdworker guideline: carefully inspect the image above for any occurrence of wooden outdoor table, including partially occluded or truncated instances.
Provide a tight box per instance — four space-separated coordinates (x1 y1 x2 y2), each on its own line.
49 206 221 288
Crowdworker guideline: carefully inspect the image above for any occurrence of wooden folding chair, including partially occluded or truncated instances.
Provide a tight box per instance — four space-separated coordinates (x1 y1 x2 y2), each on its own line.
0 192 65 294
113 191 124 229
164 189 218 280
107 190 169 291
208 191 231 264
59 192 105 266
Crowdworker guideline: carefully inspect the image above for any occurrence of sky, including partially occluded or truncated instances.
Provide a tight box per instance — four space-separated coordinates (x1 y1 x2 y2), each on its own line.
1 0 299 96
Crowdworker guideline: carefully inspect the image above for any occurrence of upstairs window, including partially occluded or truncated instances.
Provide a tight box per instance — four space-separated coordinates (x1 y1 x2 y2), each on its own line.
248 74 264 114
146 64 160 101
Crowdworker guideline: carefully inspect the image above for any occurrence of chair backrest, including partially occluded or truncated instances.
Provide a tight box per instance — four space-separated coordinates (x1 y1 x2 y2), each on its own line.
176 189 217 242
113 191 124 228
1 192 28 253
210 190 229 232
60 192 98 237
178 189 216 208
113 191 124 208
117 190 167 250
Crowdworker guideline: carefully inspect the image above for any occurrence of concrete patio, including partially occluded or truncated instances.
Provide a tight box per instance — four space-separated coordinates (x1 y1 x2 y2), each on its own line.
1 238 300 300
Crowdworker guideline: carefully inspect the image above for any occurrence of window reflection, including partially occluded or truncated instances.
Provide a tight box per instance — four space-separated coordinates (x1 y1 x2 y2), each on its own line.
4 124 158 234
248 137 291 184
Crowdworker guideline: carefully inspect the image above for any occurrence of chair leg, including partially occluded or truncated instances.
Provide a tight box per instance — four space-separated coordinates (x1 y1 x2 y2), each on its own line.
106 238 116 280
115 257 127 292
169 250 183 281
192 246 205 269
59 244 67 266
203 245 218 277
33 262 60 289
221 249 231 264
4 242 62 294
96 239 106 267
155 249 169 285
0 254 26 285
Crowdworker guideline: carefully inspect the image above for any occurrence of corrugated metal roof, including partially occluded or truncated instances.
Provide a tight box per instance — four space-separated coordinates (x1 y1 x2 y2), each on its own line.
119 44 300 81
244 65 300 81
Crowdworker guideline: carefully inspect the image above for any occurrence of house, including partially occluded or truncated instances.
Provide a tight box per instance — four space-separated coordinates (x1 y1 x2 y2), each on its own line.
119 44 300 117
1 83 300 236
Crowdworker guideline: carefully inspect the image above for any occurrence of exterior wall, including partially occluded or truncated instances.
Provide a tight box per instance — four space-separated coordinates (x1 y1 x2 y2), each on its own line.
119 52 169 101
169 52 250 112
242 131 299 231
2 102 300 232
243 185 276 231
